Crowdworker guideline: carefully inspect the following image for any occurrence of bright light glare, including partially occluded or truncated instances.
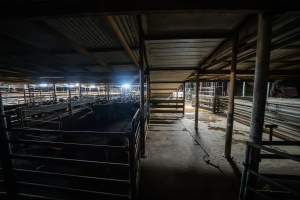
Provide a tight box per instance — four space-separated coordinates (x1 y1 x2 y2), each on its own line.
75 83 79 87
89 84 96 89
39 83 48 87
121 83 131 89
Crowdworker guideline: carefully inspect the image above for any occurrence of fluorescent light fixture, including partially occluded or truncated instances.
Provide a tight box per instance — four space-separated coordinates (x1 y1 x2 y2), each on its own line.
121 83 131 89
39 83 48 87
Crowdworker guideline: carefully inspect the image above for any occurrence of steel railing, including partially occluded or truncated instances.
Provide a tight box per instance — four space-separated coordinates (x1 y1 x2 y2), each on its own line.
0 107 144 200
240 141 300 200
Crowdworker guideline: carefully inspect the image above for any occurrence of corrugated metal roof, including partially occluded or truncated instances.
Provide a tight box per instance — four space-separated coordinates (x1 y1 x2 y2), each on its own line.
45 16 121 49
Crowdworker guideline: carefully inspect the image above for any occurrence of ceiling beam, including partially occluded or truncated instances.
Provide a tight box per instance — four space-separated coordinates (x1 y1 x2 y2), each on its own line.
150 67 198 71
150 81 184 83
106 16 139 67
145 32 229 41
195 69 300 75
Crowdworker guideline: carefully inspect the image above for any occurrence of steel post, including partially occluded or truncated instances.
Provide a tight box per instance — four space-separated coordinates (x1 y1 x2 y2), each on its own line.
225 34 238 159
53 83 57 103
79 83 82 98
68 86 72 115
244 13 272 200
147 72 150 124
183 82 186 116
195 73 199 130
242 81 246 97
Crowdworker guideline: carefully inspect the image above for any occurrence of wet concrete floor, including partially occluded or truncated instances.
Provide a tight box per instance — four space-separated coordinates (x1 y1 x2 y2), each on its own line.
139 105 300 199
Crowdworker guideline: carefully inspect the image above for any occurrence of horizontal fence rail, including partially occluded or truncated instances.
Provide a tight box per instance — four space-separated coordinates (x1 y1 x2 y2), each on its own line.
240 141 300 200
0 106 145 200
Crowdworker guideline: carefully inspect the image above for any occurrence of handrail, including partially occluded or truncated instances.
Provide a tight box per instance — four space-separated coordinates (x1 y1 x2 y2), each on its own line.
240 141 300 200
247 141 300 163
7 128 128 138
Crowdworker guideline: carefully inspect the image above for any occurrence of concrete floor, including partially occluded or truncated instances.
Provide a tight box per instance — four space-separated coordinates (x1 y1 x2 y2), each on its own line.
139 103 300 199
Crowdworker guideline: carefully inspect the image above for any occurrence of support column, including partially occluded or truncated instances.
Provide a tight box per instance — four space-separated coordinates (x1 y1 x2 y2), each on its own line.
79 83 82 98
105 82 110 101
0 94 17 199
68 86 72 115
53 83 57 103
183 82 186 116
139 28 146 156
146 72 151 124
243 13 272 200
140 60 145 156
23 84 27 105
195 72 199 130
266 82 270 99
225 34 238 159
242 81 246 97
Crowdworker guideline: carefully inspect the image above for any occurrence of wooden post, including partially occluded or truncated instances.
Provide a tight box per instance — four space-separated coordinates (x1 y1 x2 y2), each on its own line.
183 82 186 116
225 34 238 159
68 86 72 115
195 73 199 130
107 82 110 101
23 84 27 105
266 82 270 98
53 83 57 103
0 93 18 199
139 24 146 156
243 13 272 200
79 83 82 98
242 81 246 97
147 72 151 124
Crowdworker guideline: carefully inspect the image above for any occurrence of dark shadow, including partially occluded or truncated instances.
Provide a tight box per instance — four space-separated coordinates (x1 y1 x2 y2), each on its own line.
227 157 242 179
140 164 239 200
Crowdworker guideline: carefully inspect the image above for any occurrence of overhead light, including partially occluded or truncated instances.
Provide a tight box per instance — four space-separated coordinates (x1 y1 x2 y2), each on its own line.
39 83 48 87
90 84 96 89
121 83 131 89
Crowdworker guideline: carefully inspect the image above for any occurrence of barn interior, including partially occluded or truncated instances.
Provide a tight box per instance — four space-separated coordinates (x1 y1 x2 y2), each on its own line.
0 1 300 200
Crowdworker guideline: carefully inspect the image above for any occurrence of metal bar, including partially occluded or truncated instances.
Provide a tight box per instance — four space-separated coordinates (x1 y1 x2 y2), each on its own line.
247 142 300 163
150 99 184 103
151 110 183 113
225 33 238 159
261 141 300 145
195 73 199 130
149 67 198 71
68 86 72 115
11 154 129 167
8 128 128 138
15 168 129 184
7 139 127 150
183 82 186 116
150 81 184 84
0 94 18 199
52 83 57 103
242 81 246 97
150 88 178 90
17 181 130 198
79 83 82 98
245 13 273 200
147 72 151 125
260 154 300 160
